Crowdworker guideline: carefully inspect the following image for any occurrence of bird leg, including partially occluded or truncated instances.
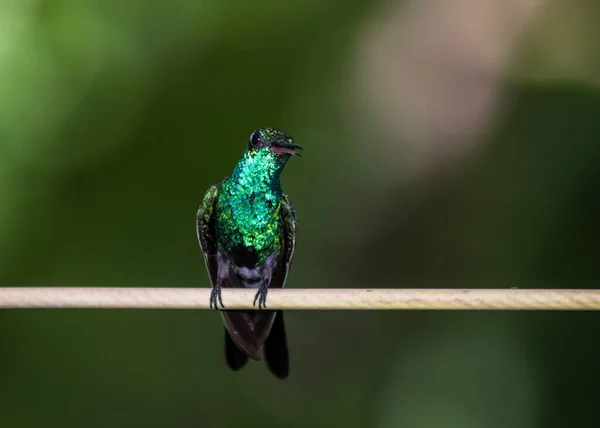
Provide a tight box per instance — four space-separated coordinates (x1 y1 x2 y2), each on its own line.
253 252 278 310
209 287 224 310
210 252 228 310
253 286 268 310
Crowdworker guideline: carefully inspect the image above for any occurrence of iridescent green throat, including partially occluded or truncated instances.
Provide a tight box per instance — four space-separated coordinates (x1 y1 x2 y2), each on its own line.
215 147 286 265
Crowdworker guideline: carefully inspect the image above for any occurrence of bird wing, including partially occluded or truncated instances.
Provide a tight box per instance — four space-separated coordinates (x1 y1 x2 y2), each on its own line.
261 194 295 377
270 192 297 291
196 184 220 287
197 183 254 363
220 194 297 361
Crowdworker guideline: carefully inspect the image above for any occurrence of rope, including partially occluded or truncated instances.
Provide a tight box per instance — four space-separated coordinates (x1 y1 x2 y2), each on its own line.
0 287 599 310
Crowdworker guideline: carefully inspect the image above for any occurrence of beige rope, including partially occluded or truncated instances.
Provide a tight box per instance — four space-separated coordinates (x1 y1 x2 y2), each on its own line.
0 287 599 310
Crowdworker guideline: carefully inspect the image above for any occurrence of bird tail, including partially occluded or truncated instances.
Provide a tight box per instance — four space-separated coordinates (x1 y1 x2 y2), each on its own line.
224 328 248 371
264 311 289 379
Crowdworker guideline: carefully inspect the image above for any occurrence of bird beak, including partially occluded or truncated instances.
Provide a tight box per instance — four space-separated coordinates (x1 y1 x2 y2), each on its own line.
270 142 303 157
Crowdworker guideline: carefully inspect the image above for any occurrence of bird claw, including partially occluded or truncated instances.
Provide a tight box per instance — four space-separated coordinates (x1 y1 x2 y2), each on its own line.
253 287 268 310
210 287 225 310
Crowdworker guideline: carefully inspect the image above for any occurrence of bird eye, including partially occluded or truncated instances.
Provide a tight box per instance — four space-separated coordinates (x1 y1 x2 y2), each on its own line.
249 130 263 147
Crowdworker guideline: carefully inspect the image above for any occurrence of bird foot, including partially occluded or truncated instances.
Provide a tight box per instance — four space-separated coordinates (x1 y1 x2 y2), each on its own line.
253 287 268 310
210 287 225 310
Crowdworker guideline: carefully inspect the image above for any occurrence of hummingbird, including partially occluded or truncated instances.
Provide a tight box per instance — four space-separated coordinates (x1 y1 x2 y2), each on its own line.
196 127 301 379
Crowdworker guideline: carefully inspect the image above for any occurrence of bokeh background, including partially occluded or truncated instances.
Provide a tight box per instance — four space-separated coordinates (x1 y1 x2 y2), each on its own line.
1 0 600 427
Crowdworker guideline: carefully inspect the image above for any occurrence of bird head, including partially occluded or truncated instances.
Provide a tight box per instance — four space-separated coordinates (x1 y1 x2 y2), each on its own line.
246 128 302 159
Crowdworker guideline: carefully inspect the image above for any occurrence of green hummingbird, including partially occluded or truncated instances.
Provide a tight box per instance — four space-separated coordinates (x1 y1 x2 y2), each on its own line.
196 127 301 379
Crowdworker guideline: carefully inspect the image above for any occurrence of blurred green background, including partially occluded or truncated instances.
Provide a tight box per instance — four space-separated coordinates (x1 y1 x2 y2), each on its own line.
1 0 600 427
